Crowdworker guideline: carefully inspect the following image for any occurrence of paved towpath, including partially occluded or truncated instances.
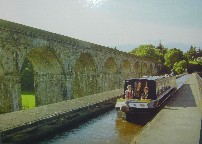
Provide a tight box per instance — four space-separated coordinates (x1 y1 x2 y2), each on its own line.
131 73 202 144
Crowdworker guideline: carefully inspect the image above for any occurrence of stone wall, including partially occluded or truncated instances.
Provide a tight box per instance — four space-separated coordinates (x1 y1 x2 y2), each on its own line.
0 19 160 113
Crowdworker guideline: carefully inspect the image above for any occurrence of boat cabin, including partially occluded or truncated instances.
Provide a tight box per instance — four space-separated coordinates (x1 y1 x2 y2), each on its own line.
123 76 176 100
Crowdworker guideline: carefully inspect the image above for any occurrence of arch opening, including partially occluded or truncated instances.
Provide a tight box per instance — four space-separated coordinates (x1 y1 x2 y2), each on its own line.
122 60 131 79
142 63 148 76
73 53 97 98
149 64 153 76
20 47 65 107
104 57 118 91
0 62 9 114
134 62 141 78
20 58 35 109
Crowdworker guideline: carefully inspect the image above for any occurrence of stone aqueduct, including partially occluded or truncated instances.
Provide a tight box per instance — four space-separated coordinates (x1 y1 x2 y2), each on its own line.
0 19 160 113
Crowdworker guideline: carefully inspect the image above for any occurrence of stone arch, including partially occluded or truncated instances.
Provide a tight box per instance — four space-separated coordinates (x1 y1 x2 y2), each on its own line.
0 61 4 81
21 47 65 106
134 61 141 77
0 61 8 113
103 57 118 91
142 62 148 76
104 57 118 73
73 53 97 98
122 60 131 79
149 63 153 76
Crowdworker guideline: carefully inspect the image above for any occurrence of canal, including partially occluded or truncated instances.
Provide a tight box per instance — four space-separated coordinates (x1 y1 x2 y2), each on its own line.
36 109 143 144
35 74 189 144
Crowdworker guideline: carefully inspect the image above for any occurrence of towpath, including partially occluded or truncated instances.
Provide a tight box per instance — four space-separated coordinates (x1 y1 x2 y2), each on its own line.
131 73 202 144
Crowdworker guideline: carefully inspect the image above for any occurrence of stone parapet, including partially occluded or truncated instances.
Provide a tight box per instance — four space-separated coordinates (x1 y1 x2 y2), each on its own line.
0 89 123 143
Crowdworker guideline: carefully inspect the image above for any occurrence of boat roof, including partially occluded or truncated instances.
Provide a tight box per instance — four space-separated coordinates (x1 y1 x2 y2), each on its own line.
125 76 170 81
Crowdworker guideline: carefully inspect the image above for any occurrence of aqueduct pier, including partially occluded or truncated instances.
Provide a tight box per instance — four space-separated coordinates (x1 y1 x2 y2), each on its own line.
0 19 160 114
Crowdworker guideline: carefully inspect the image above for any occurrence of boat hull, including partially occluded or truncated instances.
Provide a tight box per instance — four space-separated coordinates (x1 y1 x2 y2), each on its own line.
115 87 176 122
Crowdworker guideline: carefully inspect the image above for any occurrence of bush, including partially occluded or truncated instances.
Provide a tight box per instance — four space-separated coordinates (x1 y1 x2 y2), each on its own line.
173 60 188 74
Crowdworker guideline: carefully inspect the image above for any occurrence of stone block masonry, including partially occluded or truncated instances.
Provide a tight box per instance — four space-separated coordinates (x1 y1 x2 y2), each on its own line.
0 19 160 113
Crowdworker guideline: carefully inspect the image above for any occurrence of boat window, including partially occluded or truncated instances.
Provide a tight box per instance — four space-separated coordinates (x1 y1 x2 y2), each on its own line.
156 80 165 97
134 80 148 99
141 86 149 99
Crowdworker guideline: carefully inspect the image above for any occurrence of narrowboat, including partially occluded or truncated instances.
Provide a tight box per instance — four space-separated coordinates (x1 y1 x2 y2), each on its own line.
115 76 177 121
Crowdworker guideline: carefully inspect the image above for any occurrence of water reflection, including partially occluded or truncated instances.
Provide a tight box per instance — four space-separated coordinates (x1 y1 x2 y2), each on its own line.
115 118 143 144
37 109 143 144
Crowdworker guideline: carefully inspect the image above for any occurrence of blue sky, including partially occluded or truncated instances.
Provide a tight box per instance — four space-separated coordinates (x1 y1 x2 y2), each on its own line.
0 0 202 52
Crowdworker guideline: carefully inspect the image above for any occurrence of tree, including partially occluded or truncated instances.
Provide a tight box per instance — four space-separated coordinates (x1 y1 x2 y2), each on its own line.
130 44 163 62
130 43 169 74
185 45 197 60
173 60 188 74
164 48 186 72
196 47 202 58
156 42 167 55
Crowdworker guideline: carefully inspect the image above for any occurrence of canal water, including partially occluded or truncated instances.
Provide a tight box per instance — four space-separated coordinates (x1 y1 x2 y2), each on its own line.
36 109 143 144
35 74 189 144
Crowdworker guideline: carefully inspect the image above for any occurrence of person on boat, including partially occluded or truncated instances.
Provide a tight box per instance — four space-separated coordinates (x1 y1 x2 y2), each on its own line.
134 81 142 99
125 85 133 99
141 87 149 99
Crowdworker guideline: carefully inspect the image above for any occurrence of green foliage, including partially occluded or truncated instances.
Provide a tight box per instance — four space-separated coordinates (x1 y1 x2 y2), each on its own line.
189 60 199 65
184 45 202 73
130 43 170 74
164 48 186 71
130 44 163 62
184 45 197 60
173 60 188 74
198 61 202 65
185 46 202 60
129 42 202 74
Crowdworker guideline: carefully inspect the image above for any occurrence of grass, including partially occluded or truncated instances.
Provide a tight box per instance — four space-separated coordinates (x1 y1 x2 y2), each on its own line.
21 92 35 110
